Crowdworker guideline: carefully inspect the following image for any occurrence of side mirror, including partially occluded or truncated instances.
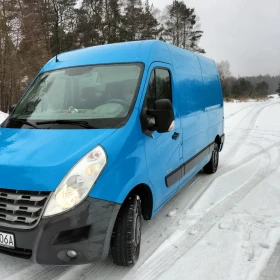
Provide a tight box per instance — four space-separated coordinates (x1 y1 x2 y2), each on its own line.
148 99 175 133
9 104 16 114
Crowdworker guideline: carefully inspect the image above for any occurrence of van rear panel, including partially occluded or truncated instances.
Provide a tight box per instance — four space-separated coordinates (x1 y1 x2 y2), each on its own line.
166 44 224 186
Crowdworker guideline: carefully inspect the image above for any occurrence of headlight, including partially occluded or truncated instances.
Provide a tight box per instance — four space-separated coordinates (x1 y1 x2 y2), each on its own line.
43 145 107 217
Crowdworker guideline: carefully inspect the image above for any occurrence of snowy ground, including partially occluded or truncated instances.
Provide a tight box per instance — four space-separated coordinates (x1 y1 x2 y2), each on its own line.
0 96 280 280
0 111 8 122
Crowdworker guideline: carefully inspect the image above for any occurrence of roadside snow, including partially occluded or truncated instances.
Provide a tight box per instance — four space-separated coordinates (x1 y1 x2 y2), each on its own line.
0 111 8 123
150 99 280 280
167 210 177 217
0 98 280 280
268 94 279 99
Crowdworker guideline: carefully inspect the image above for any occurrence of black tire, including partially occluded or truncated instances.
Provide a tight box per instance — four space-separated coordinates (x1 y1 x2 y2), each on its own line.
110 196 142 267
204 142 219 174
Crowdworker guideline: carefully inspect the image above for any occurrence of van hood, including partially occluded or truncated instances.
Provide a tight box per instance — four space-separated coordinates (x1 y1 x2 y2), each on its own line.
0 128 116 192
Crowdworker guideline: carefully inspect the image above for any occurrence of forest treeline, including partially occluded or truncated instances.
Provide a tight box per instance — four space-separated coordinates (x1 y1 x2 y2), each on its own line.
0 0 204 111
0 0 279 112
217 61 280 100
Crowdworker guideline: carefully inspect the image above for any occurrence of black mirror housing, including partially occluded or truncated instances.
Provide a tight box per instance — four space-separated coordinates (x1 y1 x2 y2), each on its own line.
147 99 175 133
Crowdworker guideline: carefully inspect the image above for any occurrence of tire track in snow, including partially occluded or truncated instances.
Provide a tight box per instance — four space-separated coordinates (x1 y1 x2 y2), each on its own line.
3 101 279 280
131 104 268 244
68 144 280 280
0 255 31 279
64 178 202 280
227 127 280 137
4 264 70 280
224 101 280 162
225 102 265 120
258 241 280 280
76 102 280 279
46 101 280 279
125 149 278 280
142 103 277 237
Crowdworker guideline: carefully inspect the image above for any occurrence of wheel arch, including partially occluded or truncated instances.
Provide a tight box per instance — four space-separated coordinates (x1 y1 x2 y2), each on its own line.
121 184 154 220
215 135 221 148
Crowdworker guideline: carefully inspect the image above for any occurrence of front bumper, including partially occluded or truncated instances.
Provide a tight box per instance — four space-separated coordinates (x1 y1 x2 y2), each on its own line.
0 197 121 265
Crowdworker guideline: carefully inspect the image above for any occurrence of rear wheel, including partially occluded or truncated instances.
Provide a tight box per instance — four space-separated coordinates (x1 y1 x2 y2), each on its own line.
110 196 142 267
204 142 219 174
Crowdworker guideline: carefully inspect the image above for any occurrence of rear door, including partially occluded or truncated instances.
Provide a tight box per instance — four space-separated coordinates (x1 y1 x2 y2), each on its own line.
141 62 182 210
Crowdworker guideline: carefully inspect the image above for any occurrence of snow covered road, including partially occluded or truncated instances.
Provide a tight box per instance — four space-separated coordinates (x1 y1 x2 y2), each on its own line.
1 97 280 280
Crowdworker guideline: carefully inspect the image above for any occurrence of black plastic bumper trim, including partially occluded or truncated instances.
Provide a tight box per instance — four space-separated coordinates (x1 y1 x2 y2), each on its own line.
166 141 215 188
0 246 32 259
0 197 121 265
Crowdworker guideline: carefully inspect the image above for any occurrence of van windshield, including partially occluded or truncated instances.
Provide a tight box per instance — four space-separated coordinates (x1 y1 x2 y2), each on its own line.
8 63 143 129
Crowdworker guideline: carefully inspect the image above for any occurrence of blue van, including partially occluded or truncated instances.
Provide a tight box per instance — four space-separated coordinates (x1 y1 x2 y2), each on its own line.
0 40 224 266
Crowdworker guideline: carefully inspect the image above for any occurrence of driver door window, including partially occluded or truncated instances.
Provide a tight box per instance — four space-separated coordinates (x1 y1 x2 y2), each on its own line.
145 68 172 126
146 68 172 108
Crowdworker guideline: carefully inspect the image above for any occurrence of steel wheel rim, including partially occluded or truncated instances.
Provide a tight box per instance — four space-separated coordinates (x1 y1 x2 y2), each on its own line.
133 206 141 256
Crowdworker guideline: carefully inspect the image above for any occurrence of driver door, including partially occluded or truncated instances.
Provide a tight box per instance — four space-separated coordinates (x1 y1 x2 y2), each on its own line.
142 63 182 211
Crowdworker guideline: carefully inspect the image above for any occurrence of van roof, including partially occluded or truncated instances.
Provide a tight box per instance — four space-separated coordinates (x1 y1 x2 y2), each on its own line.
40 40 216 75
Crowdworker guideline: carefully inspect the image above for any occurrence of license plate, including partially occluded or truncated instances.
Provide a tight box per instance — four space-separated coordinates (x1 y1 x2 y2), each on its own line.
0 232 15 249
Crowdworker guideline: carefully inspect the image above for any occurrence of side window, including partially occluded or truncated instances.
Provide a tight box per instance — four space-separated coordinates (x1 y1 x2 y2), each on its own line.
146 70 156 110
155 69 172 102
145 68 172 111
142 68 172 131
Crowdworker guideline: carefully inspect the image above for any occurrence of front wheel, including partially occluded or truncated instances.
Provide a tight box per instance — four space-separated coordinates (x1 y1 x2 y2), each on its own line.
204 142 219 174
110 196 142 267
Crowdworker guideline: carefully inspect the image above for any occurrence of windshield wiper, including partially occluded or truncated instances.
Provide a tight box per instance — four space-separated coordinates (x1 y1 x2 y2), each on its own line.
10 118 38 129
36 120 95 129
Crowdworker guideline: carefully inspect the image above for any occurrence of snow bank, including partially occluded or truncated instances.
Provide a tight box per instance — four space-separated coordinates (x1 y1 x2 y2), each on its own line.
0 111 8 124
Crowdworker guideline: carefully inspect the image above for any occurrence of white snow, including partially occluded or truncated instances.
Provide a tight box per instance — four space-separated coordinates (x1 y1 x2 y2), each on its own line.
167 209 177 217
1 96 280 280
268 94 279 99
0 111 8 124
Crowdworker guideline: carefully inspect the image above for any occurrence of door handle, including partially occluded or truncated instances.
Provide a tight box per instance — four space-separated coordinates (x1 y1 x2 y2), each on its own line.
172 132 180 140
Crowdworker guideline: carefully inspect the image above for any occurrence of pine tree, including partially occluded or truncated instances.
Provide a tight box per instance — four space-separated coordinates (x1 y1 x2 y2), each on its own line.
255 81 269 97
139 0 162 40
76 0 105 47
0 0 21 111
163 0 205 53
50 0 77 54
231 78 254 98
103 0 122 43
0 0 210 111
121 0 144 41
277 82 280 96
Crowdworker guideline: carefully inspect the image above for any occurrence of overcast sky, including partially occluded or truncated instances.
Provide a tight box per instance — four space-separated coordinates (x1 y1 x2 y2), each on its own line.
151 0 280 77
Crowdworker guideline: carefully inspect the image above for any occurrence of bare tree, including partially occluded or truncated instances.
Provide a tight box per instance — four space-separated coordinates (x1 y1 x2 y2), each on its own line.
217 60 232 80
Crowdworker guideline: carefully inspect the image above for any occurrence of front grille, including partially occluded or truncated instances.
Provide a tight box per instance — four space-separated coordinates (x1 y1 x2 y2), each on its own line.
0 188 50 229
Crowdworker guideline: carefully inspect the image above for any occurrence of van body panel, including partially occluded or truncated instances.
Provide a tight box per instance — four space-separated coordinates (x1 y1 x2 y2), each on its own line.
40 40 171 77
88 109 153 204
0 128 115 192
141 62 183 209
0 40 224 264
162 43 224 189
198 56 219 76
166 45 212 184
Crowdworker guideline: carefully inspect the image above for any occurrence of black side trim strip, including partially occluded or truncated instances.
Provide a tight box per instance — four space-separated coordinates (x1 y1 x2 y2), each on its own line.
165 142 215 188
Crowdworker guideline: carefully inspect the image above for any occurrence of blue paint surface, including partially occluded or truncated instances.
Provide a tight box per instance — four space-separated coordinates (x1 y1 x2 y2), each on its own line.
1 40 224 218
0 128 116 191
